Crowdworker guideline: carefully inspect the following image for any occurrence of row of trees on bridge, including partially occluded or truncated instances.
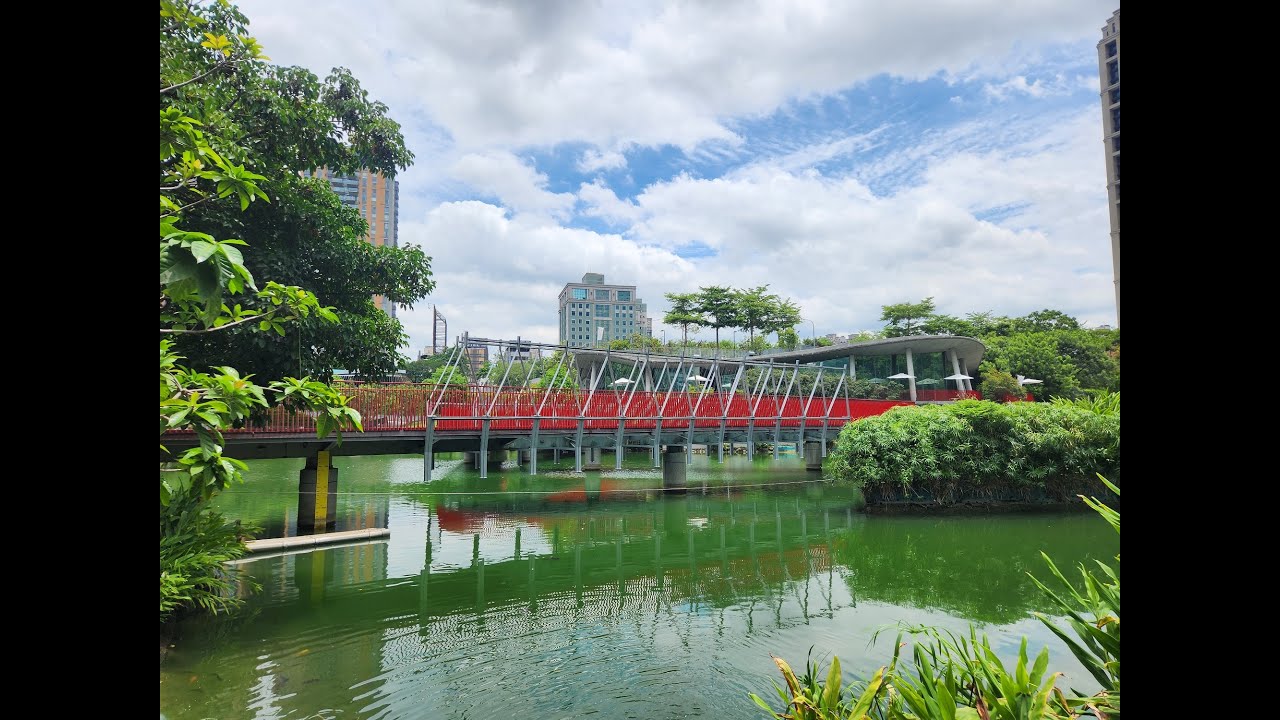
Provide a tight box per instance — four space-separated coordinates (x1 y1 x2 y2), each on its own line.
663 286 803 349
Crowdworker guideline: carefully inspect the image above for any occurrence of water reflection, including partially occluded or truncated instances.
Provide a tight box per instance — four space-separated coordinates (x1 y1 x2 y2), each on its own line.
161 454 1116 720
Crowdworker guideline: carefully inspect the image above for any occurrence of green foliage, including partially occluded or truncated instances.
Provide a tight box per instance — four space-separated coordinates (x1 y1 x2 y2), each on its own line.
663 292 704 347
825 400 1119 506
735 285 802 343
159 488 259 625
981 330 1118 400
404 352 455 383
872 306 1117 400
695 285 742 347
846 379 901 400
778 328 800 350
751 481 1120 719
879 298 936 337
1050 391 1120 417
163 1 433 381
424 363 469 387
160 1 375 624
978 363 1024 401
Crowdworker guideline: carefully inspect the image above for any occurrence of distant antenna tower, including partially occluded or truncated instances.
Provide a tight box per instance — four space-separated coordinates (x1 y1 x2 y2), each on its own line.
433 305 448 354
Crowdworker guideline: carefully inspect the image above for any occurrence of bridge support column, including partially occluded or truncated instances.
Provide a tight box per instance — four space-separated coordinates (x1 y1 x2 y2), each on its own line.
423 418 435 483
298 450 338 532
518 450 532 465
662 446 687 492
804 441 824 471
584 446 602 470
529 418 540 476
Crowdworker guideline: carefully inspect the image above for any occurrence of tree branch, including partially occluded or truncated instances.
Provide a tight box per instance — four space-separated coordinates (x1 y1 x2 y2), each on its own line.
160 313 269 334
160 193 217 219
160 58 243 95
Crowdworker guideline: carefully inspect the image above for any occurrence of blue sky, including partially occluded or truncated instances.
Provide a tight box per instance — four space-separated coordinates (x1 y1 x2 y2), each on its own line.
242 0 1119 352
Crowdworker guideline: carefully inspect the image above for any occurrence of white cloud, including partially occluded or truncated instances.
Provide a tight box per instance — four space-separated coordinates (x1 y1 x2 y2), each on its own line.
241 0 1116 151
228 0 1120 353
982 73 1097 101
577 148 628 173
395 107 1113 351
578 180 643 226
449 151 576 219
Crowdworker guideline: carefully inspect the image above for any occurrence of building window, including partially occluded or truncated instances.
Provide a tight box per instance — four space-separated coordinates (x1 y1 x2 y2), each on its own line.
1113 156 1120 181
1112 135 1120 153
595 289 610 300
1109 87 1119 105
1105 40 1117 58
617 291 631 301
572 288 588 300
595 305 610 317
1106 60 1119 86
1110 107 1120 133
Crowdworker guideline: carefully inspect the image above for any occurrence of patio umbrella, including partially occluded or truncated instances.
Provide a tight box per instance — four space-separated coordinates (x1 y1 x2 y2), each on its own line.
687 374 710 382
887 372 915 379
917 378 941 385
943 373 973 381
1017 375 1043 386
611 378 635 385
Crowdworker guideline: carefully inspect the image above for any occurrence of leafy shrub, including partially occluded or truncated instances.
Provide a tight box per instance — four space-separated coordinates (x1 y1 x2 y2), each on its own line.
825 400 1119 505
159 488 258 625
978 363 1023 402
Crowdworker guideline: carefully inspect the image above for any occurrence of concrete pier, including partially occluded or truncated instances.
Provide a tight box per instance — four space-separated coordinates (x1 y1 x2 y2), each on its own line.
804 441 824 471
662 446 687 491
298 450 338 531
584 447 602 470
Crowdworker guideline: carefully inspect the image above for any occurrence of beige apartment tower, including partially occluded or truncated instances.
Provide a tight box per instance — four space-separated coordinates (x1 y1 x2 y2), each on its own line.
1097 10 1120 325
305 168 401 318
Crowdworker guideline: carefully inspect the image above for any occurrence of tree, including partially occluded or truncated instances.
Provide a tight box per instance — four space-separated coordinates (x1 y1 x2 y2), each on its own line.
404 351 455 383
777 328 799 350
663 292 703 348
1010 309 1082 334
879 297 936 337
694 285 741 349
160 0 365 623
977 362 1024 401
164 3 434 381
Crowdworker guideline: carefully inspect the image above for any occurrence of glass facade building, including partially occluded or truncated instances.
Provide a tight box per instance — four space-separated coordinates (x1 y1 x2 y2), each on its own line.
558 273 653 348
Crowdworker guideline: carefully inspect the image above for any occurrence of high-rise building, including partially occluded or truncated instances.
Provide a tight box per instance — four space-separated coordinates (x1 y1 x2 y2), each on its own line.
1097 9 1120 325
463 342 488 377
304 168 401 318
558 273 651 348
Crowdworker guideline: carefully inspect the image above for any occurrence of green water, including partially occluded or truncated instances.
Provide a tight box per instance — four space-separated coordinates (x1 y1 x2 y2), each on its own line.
160 452 1118 719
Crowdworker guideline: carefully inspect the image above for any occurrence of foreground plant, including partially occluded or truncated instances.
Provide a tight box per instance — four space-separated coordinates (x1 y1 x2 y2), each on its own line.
160 0 369 625
750 477 1119 719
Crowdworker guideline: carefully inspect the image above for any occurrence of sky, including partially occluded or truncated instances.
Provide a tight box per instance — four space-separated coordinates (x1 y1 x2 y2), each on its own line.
239 0 1120 353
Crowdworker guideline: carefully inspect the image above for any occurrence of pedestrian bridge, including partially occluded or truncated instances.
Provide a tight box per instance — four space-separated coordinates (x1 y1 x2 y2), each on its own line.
162 335 991 531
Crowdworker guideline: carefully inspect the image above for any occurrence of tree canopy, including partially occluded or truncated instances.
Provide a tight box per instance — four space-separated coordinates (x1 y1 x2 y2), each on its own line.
163 1 435 381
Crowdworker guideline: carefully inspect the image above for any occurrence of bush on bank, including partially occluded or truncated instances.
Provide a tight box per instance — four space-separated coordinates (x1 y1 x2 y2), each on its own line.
824 399 1118 506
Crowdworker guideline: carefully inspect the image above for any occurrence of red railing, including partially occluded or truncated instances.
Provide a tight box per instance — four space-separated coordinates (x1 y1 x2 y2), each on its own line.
170 385 973 436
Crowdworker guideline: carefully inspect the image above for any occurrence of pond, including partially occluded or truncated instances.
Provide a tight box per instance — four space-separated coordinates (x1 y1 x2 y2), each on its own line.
160 452 1117 719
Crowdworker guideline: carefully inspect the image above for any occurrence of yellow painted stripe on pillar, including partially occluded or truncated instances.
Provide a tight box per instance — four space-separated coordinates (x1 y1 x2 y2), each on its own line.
311 548 325 602
314 451 330 527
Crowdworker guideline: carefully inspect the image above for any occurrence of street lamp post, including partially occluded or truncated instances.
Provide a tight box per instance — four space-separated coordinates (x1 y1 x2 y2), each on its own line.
801 317 816 346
